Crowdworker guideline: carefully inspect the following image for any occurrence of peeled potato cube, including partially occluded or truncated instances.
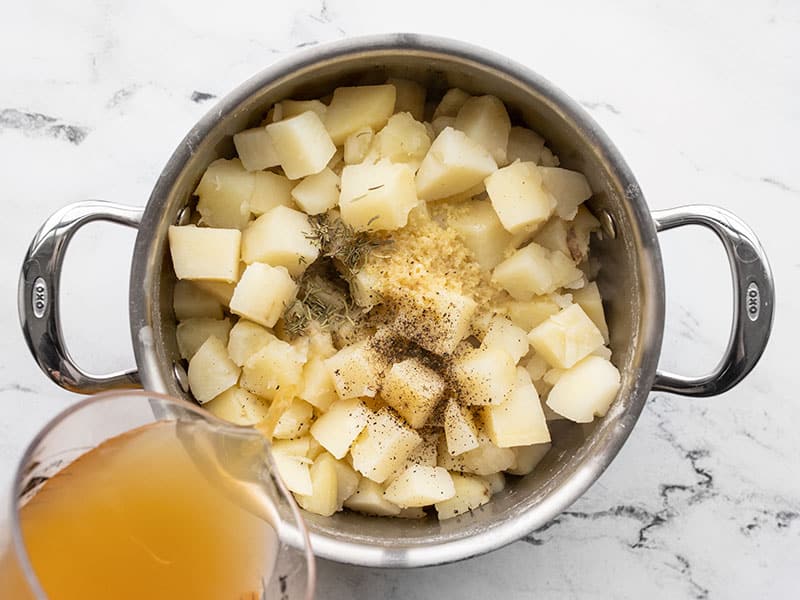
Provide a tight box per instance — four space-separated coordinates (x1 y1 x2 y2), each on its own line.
343 477 401 516
272 398 314 439
431 116 455 136
483 367 550 448
446 200 514 271
387 78 426 120
250 171 294 216
233 127 281 172
173 280 223 320
349 268 381 309
325 341 381 399
415 127 497 201
485 162 556 235
204 386 269 426
299 357 338 411
454 95 511 165
506 126 546 164
481 471 506 494
506 443 551 476
343 127 374 165
350 408 422 483
240 338 306 399
230 263 296 328
572 281 609 342
444 398 480 456
176 317 233 360
383 464 455 508
493 242 583 300
194 158 254 229
435 473 491 520
451 347 516 406
539 147 560 167
279 99 327 120
330 457 360 509
481 315 530 364
266 111 336 179
546 355 621 422
324 84 396 145
227 320 276 367
523 353 550 382
310 398 371 459
381 359 445 429
168 225 241 282
241 206 319 276
505 295 564 334
528 304 605 369
371 112 431 171
193 280 236 306
187 336 240 403
295 452 339 517
433 88 471 119
539 167 592 220
339 159 418 232
272 439 313 496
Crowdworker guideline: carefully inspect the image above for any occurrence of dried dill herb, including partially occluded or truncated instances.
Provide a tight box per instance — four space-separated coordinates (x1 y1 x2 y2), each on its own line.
282 272 356 337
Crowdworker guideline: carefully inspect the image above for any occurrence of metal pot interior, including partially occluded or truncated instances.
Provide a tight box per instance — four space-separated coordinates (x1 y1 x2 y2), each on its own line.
130 37 665 566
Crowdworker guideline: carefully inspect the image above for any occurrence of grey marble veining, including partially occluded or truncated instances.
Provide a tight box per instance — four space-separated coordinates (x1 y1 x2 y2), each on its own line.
1 1 798 598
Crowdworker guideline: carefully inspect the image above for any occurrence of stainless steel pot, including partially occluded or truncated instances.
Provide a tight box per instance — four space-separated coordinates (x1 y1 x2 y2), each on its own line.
19 34 774 568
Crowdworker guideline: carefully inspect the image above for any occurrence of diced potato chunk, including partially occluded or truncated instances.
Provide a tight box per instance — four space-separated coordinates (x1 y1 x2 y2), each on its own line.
193 280 236 306
279 99 327 120
176 317 232 360
481 315 529 363
295 452 339 517
451 347 516 406
528 304 604 369
250 171 294 216
339 159 418 232
168 225 241 282
343 478 401 516
387 78 426 121
483 367 550 447
492 242 582 300
381 359 445 429
187 336 240 403
330 457 360 509
227 320 276 367
505 296 563 331
484 162 556 234
433 88 471 119
539 167 592 220
371 112 431 171
205 386 269 426
434 474 490 520
506 442 551 475
571 281 609 342
523 353 550 381
546 355 620 422
310 398 371 459
443 398 479 456
194 158 253 229
351 408 422 483
506 126 545 164
383 464 455 508
266 111 336 179
173 280 223 320
241 206 319 276
272 398 314 439
389 287 477 355
539 147 560 167
240 338 306 398
233 128 281 172
229 263 297 328
481 471 506 494
343 127 374 165
415 127 497 201
324 84 396 145
272 439 313 496
438 434 516 475
325 341 381 399
299 357 338 411
431 116 455 136
446 200 513 271
349 268 381 309
454 95 511 165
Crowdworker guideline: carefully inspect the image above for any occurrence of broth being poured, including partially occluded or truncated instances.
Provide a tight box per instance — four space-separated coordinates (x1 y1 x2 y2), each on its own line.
14 421 278 600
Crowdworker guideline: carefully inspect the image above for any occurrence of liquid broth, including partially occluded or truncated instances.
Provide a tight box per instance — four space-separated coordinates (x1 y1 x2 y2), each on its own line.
15 421 277 600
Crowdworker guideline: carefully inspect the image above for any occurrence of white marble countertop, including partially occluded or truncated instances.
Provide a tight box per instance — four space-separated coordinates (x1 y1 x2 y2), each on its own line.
1 1 798 598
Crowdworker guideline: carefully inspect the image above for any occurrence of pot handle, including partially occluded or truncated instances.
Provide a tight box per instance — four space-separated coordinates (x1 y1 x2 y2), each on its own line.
19 200 144 394
651 205 774 397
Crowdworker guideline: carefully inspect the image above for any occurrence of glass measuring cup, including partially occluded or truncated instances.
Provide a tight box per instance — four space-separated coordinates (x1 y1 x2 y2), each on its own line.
0 390 316 599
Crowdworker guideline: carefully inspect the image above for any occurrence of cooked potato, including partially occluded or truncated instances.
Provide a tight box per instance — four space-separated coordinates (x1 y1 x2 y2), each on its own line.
272 398 314 439
480 315 529 364
226 320 276 367
187 336 240 403
324 84 396 145
507 443 551 476
233 128 281 172
289 168 339 216
454 95 511 165
229 263 297 328
343 127 374 165
298 356 338 411
482 367 550 448
572 281 609 342
371 112 431 171
272 438 313 496
528 304 604 369
445 200 514 271
434 473 490 520
279 99 327 120
325 341 381 400
539 167 592 220
339 159 418 232
387 78 426 121
194 158 253 229
176 317 232 360
451 347 516 406
295 452 339 517
350 408 422 483
343 478 401 516
381 358 445 429
383 464 455 508
204 385 269 426
443 398 480 456
484 162 556 234
310 398 371 459
546 355 620 422
492 242 582 299
433 88 471 119
168 225 241 282
173 280 224 320
266 111 336 179
506 126 546 164
240 338 305 399
241 206 319 276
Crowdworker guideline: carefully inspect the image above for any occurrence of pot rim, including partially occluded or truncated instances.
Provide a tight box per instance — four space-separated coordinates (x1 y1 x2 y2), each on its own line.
130 33 665 567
